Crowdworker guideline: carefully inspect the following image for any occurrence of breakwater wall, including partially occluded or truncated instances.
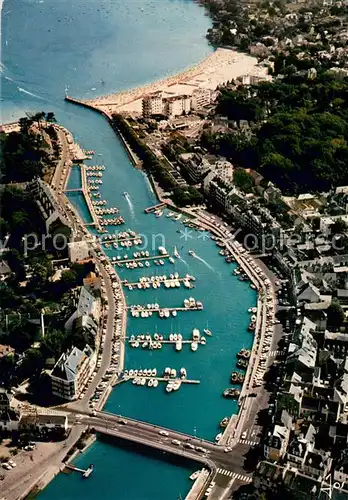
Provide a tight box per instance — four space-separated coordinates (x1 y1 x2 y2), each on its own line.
65 96 139 168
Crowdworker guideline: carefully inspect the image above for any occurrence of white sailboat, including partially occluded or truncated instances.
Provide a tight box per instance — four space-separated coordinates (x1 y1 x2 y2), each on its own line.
174 246 180 258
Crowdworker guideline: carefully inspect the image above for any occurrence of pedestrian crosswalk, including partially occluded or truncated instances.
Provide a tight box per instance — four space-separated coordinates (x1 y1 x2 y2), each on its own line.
238 439 258 446
269 350 284 357
216 468 252 483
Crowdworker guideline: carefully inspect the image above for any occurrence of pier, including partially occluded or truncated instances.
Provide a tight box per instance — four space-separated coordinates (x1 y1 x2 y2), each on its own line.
130 339 204 345
122 275 194 289
81 164 102 230
101 235 142 245
114 253 170 264
127 305 203 312
144 202 166 213
65 464 94 478
65 187 83 193
64 163 102 231
115 376 200 385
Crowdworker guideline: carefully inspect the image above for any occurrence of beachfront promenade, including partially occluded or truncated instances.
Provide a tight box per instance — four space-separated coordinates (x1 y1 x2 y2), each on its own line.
65 48 269 117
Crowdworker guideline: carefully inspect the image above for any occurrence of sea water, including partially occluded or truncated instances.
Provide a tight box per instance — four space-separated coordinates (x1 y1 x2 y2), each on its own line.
2 1 256 497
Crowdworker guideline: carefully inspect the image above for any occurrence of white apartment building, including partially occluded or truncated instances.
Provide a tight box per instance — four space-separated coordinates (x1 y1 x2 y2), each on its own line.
163 95 191 118
191 88 211 110
65 286 100 331
143 87 210 119
50 345 95 401
142 91 163 118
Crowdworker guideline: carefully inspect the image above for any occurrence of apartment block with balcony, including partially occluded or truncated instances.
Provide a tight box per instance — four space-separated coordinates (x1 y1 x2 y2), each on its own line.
190 88 211 110
163 95 191 118
50 345 95 401
142 91 163 118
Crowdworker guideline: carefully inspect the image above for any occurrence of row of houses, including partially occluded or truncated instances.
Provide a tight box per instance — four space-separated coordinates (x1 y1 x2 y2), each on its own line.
0 390 68 436
263 306 348 484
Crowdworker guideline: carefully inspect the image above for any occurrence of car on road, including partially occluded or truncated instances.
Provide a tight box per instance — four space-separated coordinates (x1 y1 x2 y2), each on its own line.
241 431 247 439
24 445 35 451
224 447 232 453
159 430 169 437
118 419 127 425
171 439 181 446
205 481 215 496
183 442 195 450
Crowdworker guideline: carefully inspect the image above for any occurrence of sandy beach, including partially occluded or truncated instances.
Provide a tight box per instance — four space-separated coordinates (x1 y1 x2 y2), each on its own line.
84 48 270 115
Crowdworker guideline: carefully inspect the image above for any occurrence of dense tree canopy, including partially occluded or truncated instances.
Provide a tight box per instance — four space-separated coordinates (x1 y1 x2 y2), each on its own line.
206 73 348 194
327 299 345 331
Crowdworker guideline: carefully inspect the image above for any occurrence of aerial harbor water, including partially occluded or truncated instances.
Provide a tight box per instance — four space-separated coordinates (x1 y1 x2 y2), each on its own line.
2 0 256 497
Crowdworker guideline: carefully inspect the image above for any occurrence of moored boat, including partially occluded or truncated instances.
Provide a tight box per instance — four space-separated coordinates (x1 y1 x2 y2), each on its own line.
220 417 230 428
191 341 198 352
189 470 201 481
223 388 240 399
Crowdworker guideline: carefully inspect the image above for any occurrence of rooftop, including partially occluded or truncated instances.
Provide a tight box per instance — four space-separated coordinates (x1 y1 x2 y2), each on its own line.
0 344 15 358
77 286 97 317
305 450 330 470
51 345 93 382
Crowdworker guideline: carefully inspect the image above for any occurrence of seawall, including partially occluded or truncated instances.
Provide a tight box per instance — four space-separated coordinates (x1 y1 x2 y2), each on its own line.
65 96 140 168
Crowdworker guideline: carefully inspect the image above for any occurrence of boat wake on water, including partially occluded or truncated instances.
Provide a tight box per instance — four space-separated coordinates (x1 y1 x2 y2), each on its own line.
193 254 215 272
179 256 189 267
17 86 46 100
124 191 135 218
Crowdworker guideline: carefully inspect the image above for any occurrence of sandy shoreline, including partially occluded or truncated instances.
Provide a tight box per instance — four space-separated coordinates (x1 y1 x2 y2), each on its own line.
84 48 270 115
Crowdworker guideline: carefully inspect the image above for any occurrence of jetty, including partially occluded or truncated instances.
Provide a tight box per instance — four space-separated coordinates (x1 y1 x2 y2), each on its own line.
81 164 102 230
101 235 142 245
114 376 200 386
65 187 83 193
127 305 203 313
122 275 194 289
65 163 102 231
65 464 94 478
144 202 166 213
114 254 170 264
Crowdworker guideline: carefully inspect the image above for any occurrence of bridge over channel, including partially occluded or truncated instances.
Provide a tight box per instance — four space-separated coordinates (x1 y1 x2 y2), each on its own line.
73 410 253 487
